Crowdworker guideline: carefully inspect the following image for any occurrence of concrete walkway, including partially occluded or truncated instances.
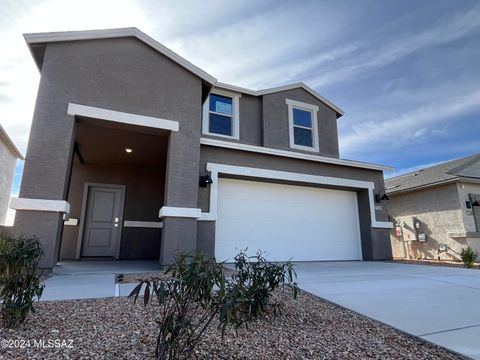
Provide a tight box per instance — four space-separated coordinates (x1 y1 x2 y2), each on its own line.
40 260 161 301
295 261 480 360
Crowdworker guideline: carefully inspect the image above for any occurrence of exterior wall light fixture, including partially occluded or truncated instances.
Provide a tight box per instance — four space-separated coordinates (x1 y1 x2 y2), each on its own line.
199 174 213 188
375 192 390 203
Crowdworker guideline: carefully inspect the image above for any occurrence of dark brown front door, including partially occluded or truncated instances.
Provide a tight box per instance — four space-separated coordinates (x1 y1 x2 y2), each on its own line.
81 185 125 258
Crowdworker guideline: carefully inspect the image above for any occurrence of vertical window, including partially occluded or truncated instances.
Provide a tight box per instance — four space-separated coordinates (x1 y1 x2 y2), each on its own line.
286 99 319 151
292 108 313 147
203 91 240 139
209 94 233 136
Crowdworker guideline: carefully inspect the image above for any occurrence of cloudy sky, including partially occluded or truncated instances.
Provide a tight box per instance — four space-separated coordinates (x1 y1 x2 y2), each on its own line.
1 0 480 196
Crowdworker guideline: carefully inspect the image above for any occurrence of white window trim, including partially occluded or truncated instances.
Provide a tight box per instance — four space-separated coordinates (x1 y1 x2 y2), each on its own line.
286 99 319 152
199 162 393 230
202 89 241 140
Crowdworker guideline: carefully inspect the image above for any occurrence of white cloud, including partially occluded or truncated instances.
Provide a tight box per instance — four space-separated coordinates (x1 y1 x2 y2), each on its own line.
340 88 480 157
308 4 480 88
0 0 479 184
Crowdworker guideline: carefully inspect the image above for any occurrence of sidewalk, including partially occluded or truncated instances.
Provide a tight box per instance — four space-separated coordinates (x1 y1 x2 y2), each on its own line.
40 260 161 301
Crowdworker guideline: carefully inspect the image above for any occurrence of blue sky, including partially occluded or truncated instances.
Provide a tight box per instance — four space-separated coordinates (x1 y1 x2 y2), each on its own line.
1 0 480 196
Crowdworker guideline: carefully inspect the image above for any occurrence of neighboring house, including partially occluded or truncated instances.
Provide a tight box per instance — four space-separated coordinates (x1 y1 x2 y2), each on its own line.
386 154 480 260
11 28 393 270
0 123 24 226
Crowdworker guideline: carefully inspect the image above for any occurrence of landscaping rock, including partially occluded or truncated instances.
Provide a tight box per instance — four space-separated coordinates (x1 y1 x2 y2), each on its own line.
0 289 463 359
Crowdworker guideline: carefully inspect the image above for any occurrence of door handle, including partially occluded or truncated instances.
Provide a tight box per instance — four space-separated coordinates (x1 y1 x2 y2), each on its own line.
114 217 119 223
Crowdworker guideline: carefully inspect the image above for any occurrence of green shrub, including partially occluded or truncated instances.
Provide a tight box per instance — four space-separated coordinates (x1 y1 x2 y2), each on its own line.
130 250 298 359
130 253 227 359
226 250 298 325
461 246 478 268
0 234 45 328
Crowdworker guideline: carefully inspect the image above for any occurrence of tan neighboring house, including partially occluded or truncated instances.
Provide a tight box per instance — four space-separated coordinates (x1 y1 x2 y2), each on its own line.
0 123 24 226
386 154 480 260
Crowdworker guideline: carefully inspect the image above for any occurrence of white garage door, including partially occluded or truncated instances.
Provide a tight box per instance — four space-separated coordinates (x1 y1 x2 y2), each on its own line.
215 178 362 262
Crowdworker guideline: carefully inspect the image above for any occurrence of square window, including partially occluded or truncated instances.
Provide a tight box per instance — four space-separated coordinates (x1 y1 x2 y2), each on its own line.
293 127 313 147
209 113 232 136
209 94 233 115
293 108 312 127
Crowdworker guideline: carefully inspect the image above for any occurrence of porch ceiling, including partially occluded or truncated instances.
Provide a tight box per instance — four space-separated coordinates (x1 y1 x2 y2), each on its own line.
74 117 168 168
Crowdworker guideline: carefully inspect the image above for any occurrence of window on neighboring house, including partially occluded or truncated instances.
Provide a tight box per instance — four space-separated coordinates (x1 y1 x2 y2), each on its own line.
202 91 240 139
286 99 319 152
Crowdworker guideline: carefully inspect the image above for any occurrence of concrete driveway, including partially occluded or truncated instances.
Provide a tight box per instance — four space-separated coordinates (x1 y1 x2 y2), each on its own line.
295 261 480 359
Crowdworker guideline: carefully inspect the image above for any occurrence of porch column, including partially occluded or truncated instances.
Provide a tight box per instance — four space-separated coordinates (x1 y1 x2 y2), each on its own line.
13 98 75 270
160 129 201 265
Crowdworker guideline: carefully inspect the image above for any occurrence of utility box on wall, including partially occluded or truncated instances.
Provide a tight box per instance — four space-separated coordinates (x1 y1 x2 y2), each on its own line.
400 219 417 241
412 217 428 242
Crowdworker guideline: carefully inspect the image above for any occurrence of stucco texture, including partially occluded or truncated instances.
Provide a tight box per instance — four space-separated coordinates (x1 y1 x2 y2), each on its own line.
388 183 467 260
197 145 392 261
15 37 203 267
0 140 17 225
262 88 340 158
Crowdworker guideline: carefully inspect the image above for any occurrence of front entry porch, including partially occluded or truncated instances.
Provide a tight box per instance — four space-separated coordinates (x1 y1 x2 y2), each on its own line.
59 115 168 261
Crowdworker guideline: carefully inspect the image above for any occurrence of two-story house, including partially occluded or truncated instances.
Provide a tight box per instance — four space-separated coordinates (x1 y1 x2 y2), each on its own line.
11 28 393 270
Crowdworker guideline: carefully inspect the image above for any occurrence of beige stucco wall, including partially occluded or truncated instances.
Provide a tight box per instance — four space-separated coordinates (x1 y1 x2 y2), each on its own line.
458 182 480 232
0 140 17 225
388 183 467 260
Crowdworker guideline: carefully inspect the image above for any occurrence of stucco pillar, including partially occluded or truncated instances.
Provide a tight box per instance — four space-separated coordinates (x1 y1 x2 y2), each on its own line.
160 128 201 265
13 94 75 269
357 189 374 260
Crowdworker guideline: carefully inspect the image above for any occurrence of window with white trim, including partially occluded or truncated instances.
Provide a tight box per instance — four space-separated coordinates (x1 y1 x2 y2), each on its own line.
202 91 240 139
286 99 319 152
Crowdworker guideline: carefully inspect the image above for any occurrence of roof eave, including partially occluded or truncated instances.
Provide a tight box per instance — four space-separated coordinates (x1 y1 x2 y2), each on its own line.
215 81 344 117
23 27 217 84
23 28 345 117
386 178 461 196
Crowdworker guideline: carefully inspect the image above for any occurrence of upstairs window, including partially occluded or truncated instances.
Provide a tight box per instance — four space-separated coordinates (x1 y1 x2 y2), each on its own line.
202 91 240 139
286 99 319 152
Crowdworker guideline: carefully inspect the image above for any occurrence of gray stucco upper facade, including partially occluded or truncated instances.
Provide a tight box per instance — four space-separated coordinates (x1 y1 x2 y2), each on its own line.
12 28 393 269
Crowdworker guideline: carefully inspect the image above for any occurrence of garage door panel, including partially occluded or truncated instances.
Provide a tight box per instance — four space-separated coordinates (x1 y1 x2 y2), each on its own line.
215 178 362 262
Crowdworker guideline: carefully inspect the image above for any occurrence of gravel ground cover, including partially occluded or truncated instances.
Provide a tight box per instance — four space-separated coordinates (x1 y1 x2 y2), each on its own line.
118 268 238 283
117 271 166 283
0 289 463 359
393 259 479 269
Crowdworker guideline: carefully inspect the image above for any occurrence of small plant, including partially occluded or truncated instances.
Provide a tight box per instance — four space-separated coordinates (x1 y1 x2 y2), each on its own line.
225 250 298 326
130 250 298 359
130 253 227 359
0 234 44 328
461 246 477 268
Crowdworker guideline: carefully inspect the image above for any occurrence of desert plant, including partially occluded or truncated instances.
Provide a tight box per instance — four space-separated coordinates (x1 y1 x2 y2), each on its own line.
130 253 228 359
225 250 298 325
130 250 298 359
461 246 477 268
0 234 44 328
